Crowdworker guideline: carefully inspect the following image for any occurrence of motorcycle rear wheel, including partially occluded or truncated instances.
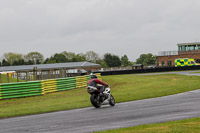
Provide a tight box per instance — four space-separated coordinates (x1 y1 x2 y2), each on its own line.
90 94 101 108
109 95 115 106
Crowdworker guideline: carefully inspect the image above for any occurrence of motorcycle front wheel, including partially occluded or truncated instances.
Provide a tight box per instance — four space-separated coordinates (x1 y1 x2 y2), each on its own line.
109 95 115 106
90 94 101 108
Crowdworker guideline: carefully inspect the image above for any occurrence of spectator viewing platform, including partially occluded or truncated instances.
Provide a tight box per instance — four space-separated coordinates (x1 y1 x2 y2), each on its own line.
178 42 200 51
178 42 200 55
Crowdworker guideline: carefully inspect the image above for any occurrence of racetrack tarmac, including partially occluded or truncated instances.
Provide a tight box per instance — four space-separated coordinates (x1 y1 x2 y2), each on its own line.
0 89 200 133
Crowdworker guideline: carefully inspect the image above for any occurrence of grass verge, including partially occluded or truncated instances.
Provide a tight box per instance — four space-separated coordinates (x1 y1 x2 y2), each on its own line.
0 74 23 83
94 117 200 133
0 74 200 119
103 74 200 103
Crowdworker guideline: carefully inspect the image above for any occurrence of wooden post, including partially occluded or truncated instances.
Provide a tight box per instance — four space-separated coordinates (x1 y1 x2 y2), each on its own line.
60 69 62 78
54 70 57 79
30 72 32 81
26 71 28 82
17 71 19 82
33 71 35 81
41 70 43 80
35 70 37 80
64 68 67 77
33 67 35 81
48 70 50 79
7 73 10 83
33 67 37 80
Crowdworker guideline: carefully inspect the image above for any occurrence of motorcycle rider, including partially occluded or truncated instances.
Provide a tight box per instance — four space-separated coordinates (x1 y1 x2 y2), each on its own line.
87 74 108 98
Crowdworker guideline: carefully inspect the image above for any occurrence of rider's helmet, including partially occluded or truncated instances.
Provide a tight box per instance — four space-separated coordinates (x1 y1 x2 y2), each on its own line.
90 73 97 79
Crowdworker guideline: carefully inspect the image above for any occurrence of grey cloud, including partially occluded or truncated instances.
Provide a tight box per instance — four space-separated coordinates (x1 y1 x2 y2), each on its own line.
0 0 200 61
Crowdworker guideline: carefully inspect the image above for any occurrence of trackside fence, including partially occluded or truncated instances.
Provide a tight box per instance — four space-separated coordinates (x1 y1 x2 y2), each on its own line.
0 74 101 100
1 81 42 99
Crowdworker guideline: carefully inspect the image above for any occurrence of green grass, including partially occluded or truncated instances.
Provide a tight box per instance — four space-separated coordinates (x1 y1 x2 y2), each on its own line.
0 74 200 119
0 74 23 83
94 117 200 133
103 74 200 103
0 88 91 118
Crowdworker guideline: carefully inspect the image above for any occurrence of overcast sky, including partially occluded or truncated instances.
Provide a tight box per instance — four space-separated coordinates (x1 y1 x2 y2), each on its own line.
1 0 200 61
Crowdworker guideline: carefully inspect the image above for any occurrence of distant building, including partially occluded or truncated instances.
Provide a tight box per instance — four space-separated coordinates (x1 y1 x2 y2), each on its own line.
157 42 200 67
132 64 143 69
0 61 101 82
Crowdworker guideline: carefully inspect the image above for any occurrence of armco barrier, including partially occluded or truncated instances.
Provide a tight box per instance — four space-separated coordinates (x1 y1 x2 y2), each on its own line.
0 86 1 100
57 77 76 91
76 75 88 88
0 81 42 99
0 74 101 100
41 79 57 95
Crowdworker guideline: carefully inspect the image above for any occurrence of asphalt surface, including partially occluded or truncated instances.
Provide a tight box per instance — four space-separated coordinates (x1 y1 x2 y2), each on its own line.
0 89 200 133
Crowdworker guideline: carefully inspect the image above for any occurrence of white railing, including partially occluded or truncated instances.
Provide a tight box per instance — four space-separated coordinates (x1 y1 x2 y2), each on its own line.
158 51 178 56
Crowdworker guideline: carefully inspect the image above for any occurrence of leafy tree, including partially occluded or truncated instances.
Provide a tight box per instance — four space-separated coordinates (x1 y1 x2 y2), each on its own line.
61 51 76 62
121 55 130 66
73 53 86 62
100 60 108 68
43 58 50 64
61 51 86 62
2 59 10 66
136 53 157 66
3 52 23 65
13 59 25 65
24 52 44 64
103 53 121 67
43 56 56 64
103 53 112 67
53 53 67 63
25 60 34 65
43 53 68 64
95 58 107 67
85 51 99 63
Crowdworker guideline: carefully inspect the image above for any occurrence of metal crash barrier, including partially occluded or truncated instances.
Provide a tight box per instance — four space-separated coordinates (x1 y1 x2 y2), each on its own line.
0 73 101 100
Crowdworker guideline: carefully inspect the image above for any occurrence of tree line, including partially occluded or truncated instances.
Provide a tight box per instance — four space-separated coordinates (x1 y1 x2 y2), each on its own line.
0 51 157 67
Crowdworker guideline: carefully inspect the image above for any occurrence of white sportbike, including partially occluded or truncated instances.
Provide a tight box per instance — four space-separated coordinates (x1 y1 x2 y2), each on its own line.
87 86 115 108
